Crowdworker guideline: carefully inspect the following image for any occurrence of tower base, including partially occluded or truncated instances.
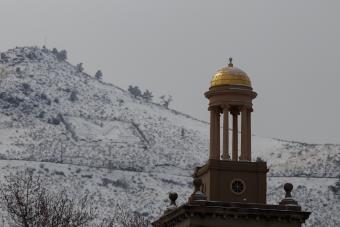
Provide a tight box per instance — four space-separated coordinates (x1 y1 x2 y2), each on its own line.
152 200 310 227
197 159 268 203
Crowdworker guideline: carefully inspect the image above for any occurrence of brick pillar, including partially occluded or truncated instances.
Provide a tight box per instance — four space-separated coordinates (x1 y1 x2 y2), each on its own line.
241 106 248 161
209 107 220 160
222 106 230 160
231 109 239 161
247 107 252 161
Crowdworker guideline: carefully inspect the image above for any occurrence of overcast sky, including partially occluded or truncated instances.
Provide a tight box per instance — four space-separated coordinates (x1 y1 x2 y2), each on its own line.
0 0 339 144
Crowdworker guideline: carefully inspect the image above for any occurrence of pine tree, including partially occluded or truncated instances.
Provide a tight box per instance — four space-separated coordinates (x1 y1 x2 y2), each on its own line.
128 86 142 97
52 48 58 56
76 63 84 72
95 70 103 80
142 89 153 102
57 50 67 61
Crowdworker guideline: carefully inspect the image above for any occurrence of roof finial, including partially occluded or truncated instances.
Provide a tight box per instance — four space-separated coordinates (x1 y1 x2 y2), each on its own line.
228 57 233 67
188 167 207 203
279 183 299 206
164 192 178 214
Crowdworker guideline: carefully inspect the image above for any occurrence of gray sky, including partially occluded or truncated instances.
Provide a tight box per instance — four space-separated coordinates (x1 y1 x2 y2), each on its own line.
1 0 340 144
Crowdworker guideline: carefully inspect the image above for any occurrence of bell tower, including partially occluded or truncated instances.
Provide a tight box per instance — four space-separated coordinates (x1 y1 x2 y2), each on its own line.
199 58 267 203
152 59 310 227
207 58 255 162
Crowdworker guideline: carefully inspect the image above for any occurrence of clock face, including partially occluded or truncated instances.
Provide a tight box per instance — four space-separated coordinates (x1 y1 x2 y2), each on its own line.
230 179 246 195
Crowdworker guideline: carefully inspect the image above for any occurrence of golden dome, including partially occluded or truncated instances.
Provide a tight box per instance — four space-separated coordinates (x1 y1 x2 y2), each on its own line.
210 58 252 88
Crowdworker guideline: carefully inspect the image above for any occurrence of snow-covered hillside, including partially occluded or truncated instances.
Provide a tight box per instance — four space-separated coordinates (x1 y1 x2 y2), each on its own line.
0 47 339 226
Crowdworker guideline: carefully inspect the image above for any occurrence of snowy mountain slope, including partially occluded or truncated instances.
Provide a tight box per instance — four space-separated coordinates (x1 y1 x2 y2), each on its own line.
0 47 339 226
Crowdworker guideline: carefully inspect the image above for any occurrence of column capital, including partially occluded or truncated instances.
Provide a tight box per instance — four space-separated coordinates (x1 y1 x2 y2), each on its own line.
241 105 253 112
221 104 230 111
230 107 240 115
208 106 221 113
241 106 248 112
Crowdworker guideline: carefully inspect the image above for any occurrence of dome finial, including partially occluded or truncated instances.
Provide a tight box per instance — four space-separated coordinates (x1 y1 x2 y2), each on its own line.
228 57 233 67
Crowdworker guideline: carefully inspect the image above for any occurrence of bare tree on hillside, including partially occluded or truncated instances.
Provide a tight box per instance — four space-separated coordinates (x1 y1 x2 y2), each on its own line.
102 203 150 227
0 170 96 227
160 95 173 108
